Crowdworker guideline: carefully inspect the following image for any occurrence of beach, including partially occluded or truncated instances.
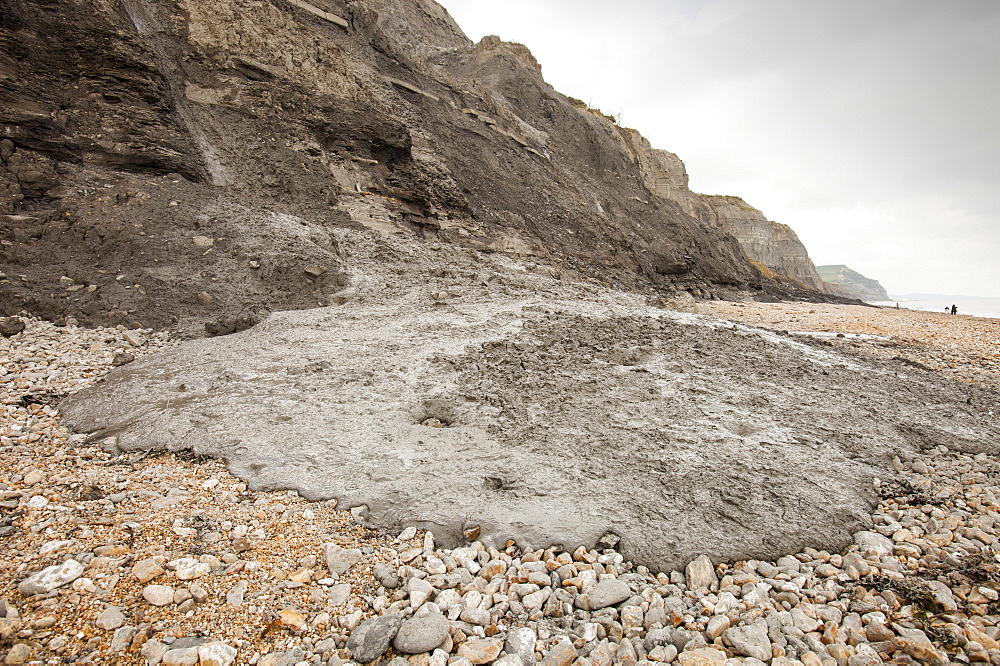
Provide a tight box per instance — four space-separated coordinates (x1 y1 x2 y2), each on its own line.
699 301 1000 392
2 302 1000 665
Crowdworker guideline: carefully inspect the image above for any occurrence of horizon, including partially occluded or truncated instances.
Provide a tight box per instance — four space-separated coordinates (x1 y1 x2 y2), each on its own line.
438 0 1000 298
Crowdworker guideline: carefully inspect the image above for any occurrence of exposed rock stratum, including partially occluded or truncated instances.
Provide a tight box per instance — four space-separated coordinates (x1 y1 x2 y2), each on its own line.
2 0 847 335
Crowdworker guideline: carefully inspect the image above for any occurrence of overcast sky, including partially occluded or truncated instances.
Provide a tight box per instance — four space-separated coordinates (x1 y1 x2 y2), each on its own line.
438 0 1000 297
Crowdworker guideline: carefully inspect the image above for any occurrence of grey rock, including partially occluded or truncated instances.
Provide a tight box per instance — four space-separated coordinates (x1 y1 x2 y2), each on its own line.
493 656 524 666
373 562 399 589
0 317 25 338
587 578 631 610
722 624 772 661
645 627 693 653
96 606 125 630
685 554 718 591
161 646 200 665
226 580 248 607
392 611 449 654
324 543 362 575
925 580 959 611
258 649 305 666
854 531 894 556
111 352 135 367
109 625 137 652
18 560 84 595
328 583 351 606
347 614 402 663
504 626 537 666
142 584 175 606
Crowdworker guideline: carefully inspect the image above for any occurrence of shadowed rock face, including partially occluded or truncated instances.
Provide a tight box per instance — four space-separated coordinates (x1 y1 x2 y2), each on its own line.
59 231 1000 572
2 0 836 333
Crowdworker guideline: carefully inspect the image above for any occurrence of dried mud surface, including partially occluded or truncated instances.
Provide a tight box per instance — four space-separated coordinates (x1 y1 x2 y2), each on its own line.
59 231 1000 573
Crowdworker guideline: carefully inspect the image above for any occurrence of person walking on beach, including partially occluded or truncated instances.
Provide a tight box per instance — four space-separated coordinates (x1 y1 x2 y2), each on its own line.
951 304 958 315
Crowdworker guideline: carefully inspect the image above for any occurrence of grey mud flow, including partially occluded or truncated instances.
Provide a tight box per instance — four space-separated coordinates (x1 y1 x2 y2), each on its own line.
59 232 1000 572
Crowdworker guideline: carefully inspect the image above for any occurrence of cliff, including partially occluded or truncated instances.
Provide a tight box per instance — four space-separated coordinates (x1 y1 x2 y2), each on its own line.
817 265 890 301
621 133 836 296
689 195 832 293
0 0 846 334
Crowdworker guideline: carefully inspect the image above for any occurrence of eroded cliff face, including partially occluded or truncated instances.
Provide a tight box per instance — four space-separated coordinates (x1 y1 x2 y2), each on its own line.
0 0 836 333
689 195 831 293
621 133 835 296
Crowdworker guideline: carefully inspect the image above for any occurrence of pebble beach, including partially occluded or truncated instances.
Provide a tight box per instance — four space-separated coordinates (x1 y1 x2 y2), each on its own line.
2 302 1000 665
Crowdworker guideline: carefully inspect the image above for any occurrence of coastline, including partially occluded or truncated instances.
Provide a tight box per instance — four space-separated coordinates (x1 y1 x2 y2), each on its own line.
1 304 999 665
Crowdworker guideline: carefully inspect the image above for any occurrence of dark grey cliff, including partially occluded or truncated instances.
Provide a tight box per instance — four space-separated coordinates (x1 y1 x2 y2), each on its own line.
1 0 834 333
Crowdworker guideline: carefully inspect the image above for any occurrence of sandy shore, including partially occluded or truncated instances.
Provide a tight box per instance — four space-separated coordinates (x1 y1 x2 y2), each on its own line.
1 302 999 665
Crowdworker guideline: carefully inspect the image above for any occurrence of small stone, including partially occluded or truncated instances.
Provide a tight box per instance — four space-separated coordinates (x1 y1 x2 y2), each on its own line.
161 646 200 665
226 580 248 607
197 291 214 306
132 558 165 584
706 615 730 640
892 625 948 665
685 555 718 591
277 607 308 633
722 624 772 661
865 621 895 642
460 607 491 626
539 637 576 666
18 560 84 595
457 637 504 664
198 642 238 666
408 577 434 608
347 614 402 664
22 471 44 486
504 626 537 666
141 639 170 664
111 352 135 366
3 643 31 663
925 580 958 611
373 562 399 589
328 583 351 606
303 265 326 278
142 584 175 606
393 611 450 654
0 317 25 337
324 543 362 575
109 625 137 652
192 235 214 248
96 606 125 630
675 647 727 665
480 559 507 580
188 582 209 603
853 531 894 556
587 578 632 610
167 557 211 580
123 330 147 346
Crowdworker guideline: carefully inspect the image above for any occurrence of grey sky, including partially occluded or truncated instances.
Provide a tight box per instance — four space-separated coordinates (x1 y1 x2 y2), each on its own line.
437 0 1000 296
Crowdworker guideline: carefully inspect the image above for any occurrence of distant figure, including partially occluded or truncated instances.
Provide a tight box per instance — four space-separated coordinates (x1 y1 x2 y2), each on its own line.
951 304 958 315
895 303 899 309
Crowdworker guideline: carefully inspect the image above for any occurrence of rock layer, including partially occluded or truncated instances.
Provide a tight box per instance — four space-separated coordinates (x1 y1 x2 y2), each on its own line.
0 0 799 334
